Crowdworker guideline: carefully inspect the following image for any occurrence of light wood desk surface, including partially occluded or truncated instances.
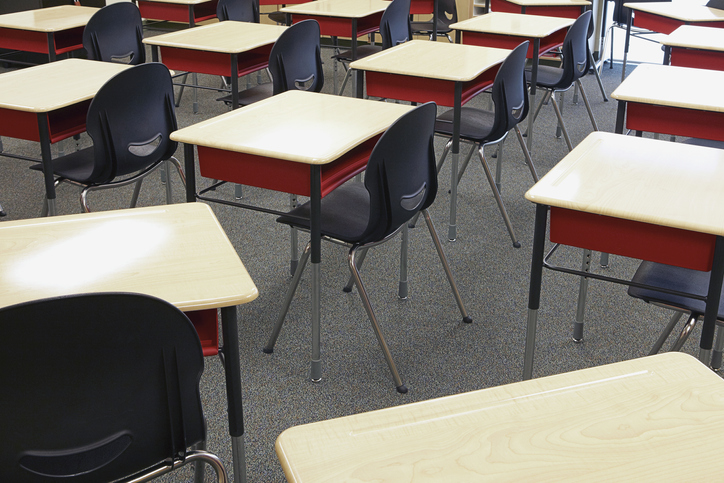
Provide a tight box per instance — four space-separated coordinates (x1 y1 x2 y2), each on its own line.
171 90 413 164
350 40 510 82
277 352 724 482
452 11 575 38
281 0 390 18
611 63 724 113
0 5 97 32
525 131 724 237
663 24 724 51
0 58 129 113
624 1 724 22
143 21 287 53
0 203 258 311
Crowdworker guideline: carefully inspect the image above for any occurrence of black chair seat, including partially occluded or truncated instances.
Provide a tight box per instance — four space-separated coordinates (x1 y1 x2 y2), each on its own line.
629 262 724 318
29 147 96 184
217 82 274 106
682 138 724 149
435 107 496 143
334 44 383 63
277 182 370 243
526 64 566 89
268 10 286 23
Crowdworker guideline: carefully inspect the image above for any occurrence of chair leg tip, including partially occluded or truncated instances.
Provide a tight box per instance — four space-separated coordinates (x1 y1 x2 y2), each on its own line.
342 286 353 293
463 316 473 324
513 241 521 248
261 347 274 354
396 384 408 394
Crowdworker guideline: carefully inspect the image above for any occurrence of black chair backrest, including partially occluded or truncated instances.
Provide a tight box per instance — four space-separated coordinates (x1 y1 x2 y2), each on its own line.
269 19 324 95
612 0 670 25
380 0 413 49
216 0 260 23
85 63 178 184
555 10 592 89
360 102 438 244
708 0 724 10
489 41 530 142
437 0 458 29
82 2 145 65
0 293 206 483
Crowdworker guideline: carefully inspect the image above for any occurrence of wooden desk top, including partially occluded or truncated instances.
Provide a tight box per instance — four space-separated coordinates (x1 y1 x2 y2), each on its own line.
0 203 258 311
497 0 590 6
350 40 511 82
281 0 391 18
452 12 575 38
0 5 97 32
0 58 130 113
276 353 724 482
525 132 724 236
624 1 724 22
143 21 287 53
171 90 413 164
611 63 724 112
663 24 724 51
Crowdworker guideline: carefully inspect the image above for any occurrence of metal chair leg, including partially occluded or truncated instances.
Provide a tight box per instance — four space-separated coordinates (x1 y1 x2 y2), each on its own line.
649 311 685 355
577 79 599 131
514 126 539 182
0 201 5 217
589 48 608 102
263 242 312 353
670 314 698 352
573 249 592 342
712 322 724 370
343 247 368 293
549 94 573 151
422 209 471 323
348 245 407 393
479 148 520 247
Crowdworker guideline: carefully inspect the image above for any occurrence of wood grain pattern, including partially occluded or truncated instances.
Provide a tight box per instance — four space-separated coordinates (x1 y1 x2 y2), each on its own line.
350 40 510 81
0 59 130 113
143 21 287 53
611 64 724 112
277 353 724 482
171 90 413 164
0 5 97 32
452 11 574 38
0 203 258 311
525 131 724 236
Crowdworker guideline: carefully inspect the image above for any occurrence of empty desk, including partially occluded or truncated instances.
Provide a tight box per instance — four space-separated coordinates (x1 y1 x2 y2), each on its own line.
486 0 589 17
0 58 130 216
276 352 724 481
350 40 510 242
144 21 287 109
0 5 97 62
524 132 724 379
452 12 574 152
137 0 218 27
621 1 724 79
611 63 724 142
171 90 413 384
663 24 724 70
0 202 259 482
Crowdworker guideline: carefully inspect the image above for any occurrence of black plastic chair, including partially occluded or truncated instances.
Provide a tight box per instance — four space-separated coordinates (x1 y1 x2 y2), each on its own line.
31 63 185 214
82 2 145 65
263 103 471 394
0 292 228 483
219 19 324 106
216 0 260 23
435 42 536 248
526 11 598 152
410 0 457 42
333 0 412 96
628 262 724 369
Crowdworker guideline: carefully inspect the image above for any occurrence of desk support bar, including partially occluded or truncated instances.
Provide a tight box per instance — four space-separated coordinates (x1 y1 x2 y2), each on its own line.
700 236 724 364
